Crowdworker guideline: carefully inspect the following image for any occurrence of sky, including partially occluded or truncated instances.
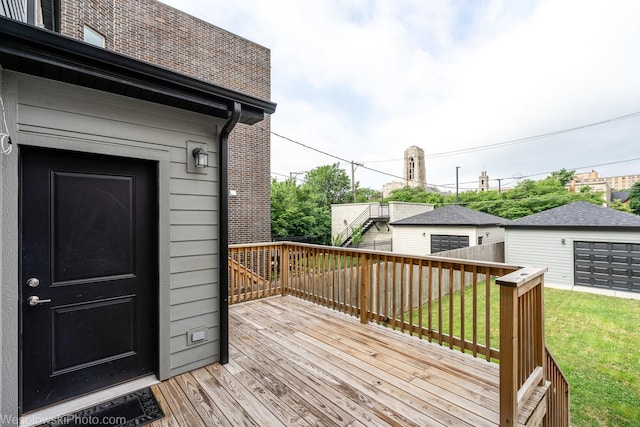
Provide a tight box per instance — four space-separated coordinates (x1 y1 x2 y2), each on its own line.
161 0 640 193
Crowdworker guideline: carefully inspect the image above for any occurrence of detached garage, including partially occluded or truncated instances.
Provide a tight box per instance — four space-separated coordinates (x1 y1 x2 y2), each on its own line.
504 201 640 293
390 205 508 256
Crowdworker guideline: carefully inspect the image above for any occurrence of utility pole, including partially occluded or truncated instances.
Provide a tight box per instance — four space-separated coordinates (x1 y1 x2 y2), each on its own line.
289 171 304 182
456 166 460 204
351 161 363 203
497 178 502 193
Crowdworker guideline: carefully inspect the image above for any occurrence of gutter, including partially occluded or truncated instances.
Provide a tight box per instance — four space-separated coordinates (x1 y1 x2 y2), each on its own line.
218 102 241 364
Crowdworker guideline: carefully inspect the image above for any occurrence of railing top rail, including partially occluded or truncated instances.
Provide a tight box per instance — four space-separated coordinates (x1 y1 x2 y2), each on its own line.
546 345 570 390
230 242 285 249
496 266 548 287
229 241 521 274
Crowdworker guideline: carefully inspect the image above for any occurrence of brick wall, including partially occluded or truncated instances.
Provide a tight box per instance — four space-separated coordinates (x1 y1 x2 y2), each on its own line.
59 0 272 244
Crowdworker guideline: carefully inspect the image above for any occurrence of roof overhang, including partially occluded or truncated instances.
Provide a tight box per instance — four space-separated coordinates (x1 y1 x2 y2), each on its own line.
0 17 276 125
390 222 504 227
503 225 640 231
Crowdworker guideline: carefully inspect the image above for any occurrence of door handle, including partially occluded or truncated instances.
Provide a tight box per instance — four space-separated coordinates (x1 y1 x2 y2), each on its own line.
27 296 52 306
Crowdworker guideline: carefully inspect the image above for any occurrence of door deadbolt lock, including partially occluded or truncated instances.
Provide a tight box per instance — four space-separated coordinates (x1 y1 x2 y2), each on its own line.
26 278 40 288
27 296 51 306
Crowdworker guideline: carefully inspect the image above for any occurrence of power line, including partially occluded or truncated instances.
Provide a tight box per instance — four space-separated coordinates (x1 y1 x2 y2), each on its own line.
263 127 448 189
262 110 640 190
423 111 640 159
496 156 640 182
323 111 640 165
434 157 640 187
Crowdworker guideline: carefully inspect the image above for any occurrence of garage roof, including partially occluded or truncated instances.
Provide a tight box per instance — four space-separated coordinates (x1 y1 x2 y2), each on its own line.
0 17 276 125
391 205 510 226
504 201 640 229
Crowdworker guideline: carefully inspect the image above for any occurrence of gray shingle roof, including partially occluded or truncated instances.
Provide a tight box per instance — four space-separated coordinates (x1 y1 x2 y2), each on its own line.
390 205 510 226
504 201 640 228
611 191 630 202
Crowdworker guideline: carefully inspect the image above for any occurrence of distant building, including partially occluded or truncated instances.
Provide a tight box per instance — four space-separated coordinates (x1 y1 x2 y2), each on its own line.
404 145 427 188
569 170 610 206
331 202 435 250
382 181 404 199
604 174 640 190
383 146 438 198
573 170 640 191
479 171 489 192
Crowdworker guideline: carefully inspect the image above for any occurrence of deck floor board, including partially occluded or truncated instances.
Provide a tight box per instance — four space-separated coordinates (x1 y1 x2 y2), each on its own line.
149 295 500 426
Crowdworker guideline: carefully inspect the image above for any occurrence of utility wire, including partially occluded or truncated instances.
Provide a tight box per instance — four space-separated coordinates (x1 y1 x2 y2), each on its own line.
424 111 640 158
263 110 640 190
264 127 446 188
334 111 640 164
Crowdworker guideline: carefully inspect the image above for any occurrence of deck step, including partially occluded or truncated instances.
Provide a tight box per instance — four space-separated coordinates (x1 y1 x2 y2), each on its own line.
518 381 551 427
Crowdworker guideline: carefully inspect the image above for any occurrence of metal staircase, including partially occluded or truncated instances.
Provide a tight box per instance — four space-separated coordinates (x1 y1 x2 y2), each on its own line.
336 204 389 247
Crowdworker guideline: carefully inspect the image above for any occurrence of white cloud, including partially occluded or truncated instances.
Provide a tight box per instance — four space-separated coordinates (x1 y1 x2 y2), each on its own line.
161 0 640 191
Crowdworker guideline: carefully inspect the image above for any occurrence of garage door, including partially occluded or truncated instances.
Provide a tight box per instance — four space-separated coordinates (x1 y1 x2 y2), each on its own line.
431 235 469 253
574 241 640 292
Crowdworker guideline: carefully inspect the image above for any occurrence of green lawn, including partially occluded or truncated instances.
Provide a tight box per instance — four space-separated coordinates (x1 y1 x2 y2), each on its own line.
544 288 640 427
409 284 640 426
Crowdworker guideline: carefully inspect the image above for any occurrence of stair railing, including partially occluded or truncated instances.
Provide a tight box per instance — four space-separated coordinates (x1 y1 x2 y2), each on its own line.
335 205 372 246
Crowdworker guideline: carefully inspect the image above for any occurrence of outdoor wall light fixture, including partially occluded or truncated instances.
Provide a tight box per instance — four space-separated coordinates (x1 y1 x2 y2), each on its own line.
192 146 208 168
343 220 348 225
561 238 566 245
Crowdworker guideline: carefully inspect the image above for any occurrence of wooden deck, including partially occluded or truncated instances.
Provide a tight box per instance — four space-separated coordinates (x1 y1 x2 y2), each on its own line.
149 295 502 426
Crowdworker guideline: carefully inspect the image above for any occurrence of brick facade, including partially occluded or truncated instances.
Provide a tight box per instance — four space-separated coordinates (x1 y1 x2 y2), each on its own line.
59 0 272 244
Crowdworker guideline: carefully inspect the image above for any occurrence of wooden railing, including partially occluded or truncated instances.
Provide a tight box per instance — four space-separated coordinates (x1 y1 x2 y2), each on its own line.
545 347 571 427
497 266 553 426
228 242 570 426
228 243 282 303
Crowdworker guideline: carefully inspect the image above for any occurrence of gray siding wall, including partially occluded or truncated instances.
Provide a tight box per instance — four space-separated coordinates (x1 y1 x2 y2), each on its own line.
1 71 226 418
505 228 640 287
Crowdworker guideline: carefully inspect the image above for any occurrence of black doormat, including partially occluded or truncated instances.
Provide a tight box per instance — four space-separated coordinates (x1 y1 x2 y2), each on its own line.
39 387 164 427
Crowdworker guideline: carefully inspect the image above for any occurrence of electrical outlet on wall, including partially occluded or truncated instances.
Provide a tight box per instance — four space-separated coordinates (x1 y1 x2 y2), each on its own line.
187 326 208 346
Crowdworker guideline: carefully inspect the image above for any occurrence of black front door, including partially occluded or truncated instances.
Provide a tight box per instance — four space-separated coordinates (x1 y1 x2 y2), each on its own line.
20 147 158 412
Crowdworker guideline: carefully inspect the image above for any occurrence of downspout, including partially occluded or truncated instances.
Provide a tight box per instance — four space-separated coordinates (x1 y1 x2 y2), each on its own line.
218 102 241 364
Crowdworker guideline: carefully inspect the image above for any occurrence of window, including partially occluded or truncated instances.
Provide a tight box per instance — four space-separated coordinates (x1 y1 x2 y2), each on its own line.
477 236 483 245
408 157 415 180
83 25 105 47
430 235 469 253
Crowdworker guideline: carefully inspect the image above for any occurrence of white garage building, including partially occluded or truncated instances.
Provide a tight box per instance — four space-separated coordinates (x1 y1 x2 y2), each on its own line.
504 201 640 294
391 205 508 257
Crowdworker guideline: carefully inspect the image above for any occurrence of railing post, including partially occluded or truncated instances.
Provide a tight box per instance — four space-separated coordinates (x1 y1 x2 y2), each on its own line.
281 244 290 296
498 278 519 426
497 266 548 427
360 252 369 324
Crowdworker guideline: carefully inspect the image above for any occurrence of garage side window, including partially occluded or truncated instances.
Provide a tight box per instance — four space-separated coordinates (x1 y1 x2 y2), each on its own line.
431 234 469 253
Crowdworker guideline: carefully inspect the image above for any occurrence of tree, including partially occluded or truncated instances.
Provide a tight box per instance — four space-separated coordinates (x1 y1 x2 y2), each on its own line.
386 186 445 205
355 186 382 203
630 182 640 215
302 164 351 208
270 179 319 238
611 199 633 214
270 163 352 245
385 176 603 220
550 168 576 187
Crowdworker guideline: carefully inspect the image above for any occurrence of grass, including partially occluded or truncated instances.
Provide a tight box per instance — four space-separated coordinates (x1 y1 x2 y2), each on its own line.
408 284 640 426
544 288 640 427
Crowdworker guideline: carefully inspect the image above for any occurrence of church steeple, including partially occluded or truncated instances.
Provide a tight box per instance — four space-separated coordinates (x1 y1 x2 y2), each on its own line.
403 146 426 189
